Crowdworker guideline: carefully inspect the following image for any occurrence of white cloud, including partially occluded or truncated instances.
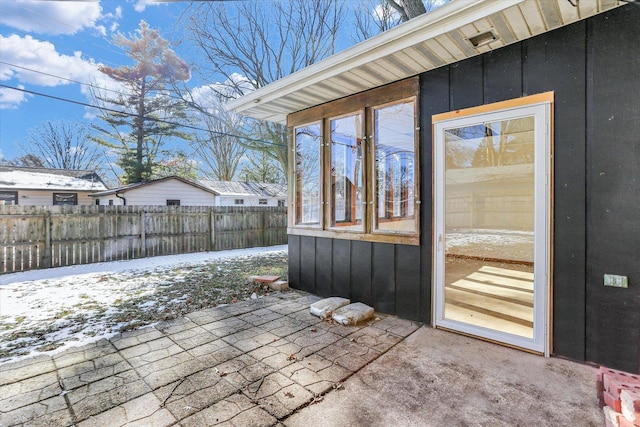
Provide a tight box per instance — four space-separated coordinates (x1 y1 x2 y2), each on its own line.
134 0 161 13
0 85 29 110
0 34 125 111
0 35 100 87
0 0 103 35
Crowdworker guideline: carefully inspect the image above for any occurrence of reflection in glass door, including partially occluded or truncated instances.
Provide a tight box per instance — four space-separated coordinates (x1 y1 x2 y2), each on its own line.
434 100 550 353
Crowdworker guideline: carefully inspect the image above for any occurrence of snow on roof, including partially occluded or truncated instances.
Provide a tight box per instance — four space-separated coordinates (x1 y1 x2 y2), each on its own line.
199 180 287 198
0 167 108 191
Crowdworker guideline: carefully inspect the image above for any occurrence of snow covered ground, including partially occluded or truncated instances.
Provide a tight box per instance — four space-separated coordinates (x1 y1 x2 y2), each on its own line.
0 245 287 364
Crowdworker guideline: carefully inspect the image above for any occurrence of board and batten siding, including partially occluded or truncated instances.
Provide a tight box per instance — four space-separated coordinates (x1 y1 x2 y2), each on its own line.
288 5 640 373
96 179 217 206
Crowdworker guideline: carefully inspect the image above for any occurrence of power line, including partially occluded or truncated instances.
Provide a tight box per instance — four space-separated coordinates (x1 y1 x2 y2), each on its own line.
0 84 286 148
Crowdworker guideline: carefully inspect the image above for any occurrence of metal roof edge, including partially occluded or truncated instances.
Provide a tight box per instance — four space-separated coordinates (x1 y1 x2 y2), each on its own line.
225 0 524 117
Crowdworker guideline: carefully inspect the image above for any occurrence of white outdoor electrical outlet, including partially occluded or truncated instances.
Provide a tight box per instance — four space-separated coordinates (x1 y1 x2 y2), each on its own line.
603 274 628 288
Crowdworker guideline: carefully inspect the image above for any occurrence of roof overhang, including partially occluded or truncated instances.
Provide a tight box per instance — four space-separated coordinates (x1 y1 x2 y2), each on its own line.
226 0 623 123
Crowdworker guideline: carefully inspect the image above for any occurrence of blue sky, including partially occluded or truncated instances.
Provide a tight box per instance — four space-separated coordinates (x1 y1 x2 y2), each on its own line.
0 0 212 162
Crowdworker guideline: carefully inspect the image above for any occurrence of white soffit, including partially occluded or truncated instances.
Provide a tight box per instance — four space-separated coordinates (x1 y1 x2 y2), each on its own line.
226 0 623 123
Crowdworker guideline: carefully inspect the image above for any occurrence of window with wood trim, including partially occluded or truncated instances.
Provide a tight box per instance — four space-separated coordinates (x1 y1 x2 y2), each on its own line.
166 199 180 206
288 78 419 245
294 122 322 226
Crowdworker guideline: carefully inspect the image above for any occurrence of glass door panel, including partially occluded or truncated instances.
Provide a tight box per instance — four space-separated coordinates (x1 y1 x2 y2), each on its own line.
444 117 535 339
434 100 550 353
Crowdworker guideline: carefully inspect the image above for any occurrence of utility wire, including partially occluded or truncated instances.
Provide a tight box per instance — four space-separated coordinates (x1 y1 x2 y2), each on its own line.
0 84 286 148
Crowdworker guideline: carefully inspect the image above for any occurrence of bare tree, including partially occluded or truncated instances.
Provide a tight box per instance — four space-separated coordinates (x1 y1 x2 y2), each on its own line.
184 0 346 178
354 0 446 42
19 120 104 171
193 112 247 181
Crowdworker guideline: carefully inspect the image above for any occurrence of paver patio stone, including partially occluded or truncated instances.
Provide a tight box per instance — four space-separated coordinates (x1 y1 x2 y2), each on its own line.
243 372 293 401
0 371 61 412
239 308 284 326
76 392 176 427
53 339 116 369
187 339 244 365
57 352 130 390
153 368 238 420
66 370 151 422
109 327 165 351
0 395 72 427
268 301 308 316
155 316 200 335
223 329 281 353
223 359 275 389
347 326 403 353
260 352 298 371
118 337 183 368
179 393 275 427
0 355 54 386
257 382 313 419
287 328 342 357
370 315 421 337
201 316 252 338
260 317 308 338
133 350 205 390
163 325 218 350
184 307 236 325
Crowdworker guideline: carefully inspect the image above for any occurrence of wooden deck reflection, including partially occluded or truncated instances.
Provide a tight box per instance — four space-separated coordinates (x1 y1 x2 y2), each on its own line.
444 259 534 339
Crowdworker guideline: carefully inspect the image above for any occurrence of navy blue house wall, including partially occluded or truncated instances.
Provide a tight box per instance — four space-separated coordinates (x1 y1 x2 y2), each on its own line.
288 5 640 373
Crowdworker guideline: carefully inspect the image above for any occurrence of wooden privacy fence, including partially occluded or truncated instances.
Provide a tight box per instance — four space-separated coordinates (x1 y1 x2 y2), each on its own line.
0 205 287 274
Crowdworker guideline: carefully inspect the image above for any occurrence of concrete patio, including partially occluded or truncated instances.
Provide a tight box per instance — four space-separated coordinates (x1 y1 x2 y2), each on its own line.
0 290 602 426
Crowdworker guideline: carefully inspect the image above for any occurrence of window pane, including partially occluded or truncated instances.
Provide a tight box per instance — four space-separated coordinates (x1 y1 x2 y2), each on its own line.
330 114 363 231
374 100 416 233
53 193 77 206
295 123 322 226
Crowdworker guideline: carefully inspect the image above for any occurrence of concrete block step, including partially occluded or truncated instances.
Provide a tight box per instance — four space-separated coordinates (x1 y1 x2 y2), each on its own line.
332 302 374 326
310 297 350 319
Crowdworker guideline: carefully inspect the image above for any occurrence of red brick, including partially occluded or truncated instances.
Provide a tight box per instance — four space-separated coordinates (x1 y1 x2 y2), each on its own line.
609 379 640 399
619 417 636 427
620 389 640 426
253 275 281 283
605 390 623 412
603 369 640 393
605 405 622 427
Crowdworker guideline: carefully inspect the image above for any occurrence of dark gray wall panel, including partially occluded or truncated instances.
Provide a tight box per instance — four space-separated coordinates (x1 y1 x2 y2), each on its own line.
372 243 396 313
523 21 587 361
450 55 483 110
299 236 316 294
288 235 301 289
396 244 421 321
351 241 373 306
419 67 449 323
483 43 522 104
332 239 351 297
315 237 333 297
585 5 640 373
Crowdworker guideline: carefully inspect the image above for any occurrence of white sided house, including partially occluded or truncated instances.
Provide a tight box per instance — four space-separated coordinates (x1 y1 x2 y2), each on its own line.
200 180 287 207
90 176 287 207
90 176 217 206
0 166 108 205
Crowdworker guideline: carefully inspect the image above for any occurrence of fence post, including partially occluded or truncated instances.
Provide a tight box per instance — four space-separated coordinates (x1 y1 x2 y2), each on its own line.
261 209 266 246
43 210 52 269
210 209 216 251
140 210 146 257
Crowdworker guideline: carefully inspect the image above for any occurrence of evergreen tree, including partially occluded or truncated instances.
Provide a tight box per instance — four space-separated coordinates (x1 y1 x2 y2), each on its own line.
90 21 191 184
